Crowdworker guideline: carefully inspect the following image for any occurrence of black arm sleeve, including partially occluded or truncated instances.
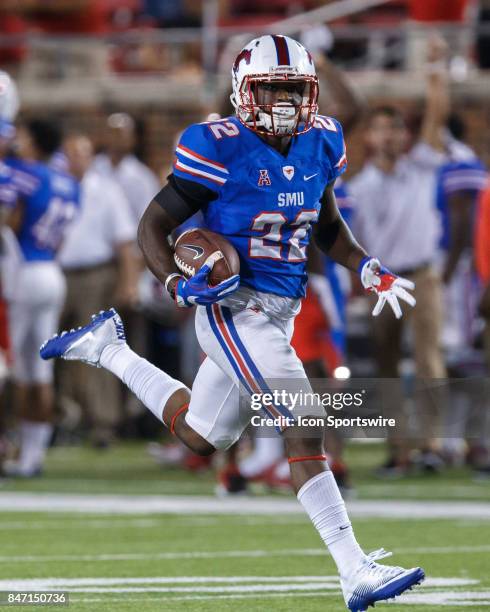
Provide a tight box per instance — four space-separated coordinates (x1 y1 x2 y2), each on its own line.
313 186 342 252
153 174 218 224
316 216 342 252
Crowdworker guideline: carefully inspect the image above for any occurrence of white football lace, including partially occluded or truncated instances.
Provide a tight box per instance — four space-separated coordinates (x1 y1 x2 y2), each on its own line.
174 255 195 278
366 548 392 563
364 548 403 579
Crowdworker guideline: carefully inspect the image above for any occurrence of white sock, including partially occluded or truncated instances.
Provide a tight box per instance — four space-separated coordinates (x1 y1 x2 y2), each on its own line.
18 421 53 473
297 471 365 577
99 344 188 424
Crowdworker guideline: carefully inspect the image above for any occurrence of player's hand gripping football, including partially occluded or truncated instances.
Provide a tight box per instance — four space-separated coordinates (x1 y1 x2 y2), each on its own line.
167 253 240 308
359 257 416 319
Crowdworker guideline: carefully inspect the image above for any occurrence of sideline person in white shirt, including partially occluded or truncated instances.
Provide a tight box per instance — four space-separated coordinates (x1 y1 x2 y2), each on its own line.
58 133 137 446
92 113 160 225
93 112 160 407
348 36 451 475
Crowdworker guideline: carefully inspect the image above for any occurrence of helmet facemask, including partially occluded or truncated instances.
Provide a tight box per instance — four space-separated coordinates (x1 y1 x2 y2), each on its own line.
233 72 318 137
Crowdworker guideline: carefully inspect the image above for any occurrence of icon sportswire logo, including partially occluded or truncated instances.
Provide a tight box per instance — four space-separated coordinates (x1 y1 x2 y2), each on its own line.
304 173 318 181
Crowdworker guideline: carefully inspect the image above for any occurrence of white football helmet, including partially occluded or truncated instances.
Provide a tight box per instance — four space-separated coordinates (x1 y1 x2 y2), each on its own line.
0 71 19 140
231 35 318 137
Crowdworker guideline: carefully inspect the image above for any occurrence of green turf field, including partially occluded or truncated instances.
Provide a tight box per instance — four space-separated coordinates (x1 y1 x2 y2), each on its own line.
2 442 489 501
1 442 489 610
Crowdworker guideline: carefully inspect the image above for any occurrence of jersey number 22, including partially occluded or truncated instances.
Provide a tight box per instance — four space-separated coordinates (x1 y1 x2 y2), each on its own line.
249 210 318 262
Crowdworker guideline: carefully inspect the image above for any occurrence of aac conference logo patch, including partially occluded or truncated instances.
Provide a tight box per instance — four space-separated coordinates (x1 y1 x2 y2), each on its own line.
258 169 271 186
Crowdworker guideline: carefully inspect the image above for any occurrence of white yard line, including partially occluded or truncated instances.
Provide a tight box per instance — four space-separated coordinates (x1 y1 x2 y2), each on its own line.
0 576 475 590
1 514 488 530
7 584 335 595
0 576 338 589
395 545 490 555
0 516 227 530
0 576 487 607
365 485 490 499
71 592 340 604
70 592 490 610
0 478 206 492
0 518 162 530
396 591 490 605
68 591 490 607
0 550 303 563
1 545 490 564
0 492 489 519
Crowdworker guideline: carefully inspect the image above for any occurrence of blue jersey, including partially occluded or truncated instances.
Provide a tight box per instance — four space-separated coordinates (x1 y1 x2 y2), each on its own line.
173 115 347 298
436 158 487 250
0 160 16 209
6 158 80 262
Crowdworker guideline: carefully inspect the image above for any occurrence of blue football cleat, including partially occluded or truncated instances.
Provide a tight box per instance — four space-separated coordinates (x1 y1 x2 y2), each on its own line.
342 549 425 611
40 308 126 366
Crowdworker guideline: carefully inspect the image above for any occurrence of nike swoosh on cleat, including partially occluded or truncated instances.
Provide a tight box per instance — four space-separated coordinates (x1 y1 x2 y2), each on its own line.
304 173 318 181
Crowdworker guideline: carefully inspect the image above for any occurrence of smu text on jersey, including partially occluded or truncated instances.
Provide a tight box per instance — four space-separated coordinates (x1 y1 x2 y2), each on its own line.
277 192 305 207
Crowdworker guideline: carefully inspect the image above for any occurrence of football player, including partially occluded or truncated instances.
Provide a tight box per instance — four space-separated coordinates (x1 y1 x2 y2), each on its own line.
41 35 421 611
436 116 487 349
4 119 80 477
435 117 488 468
220 53 362 495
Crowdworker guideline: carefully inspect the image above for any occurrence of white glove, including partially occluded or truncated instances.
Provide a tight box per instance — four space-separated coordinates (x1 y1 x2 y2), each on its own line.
359 257 416 319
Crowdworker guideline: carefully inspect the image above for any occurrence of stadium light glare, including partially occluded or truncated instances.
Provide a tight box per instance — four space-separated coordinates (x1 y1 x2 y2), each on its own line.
334 366 351 380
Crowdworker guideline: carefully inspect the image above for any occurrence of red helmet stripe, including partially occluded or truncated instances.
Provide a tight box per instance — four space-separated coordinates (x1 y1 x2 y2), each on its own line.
272 35 291 65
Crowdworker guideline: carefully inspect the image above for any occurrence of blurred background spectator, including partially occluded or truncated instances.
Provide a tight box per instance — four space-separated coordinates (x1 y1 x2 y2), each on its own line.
57 132 137 448
4 118 79 477
349 37 449 475
92 112 159 423
93 113 159 226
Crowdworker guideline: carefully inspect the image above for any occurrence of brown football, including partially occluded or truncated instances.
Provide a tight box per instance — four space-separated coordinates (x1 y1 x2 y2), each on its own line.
174 228 240 286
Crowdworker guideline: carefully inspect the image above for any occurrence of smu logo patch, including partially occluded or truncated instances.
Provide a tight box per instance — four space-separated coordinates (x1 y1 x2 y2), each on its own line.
258 169 271 186
282 165 295 181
